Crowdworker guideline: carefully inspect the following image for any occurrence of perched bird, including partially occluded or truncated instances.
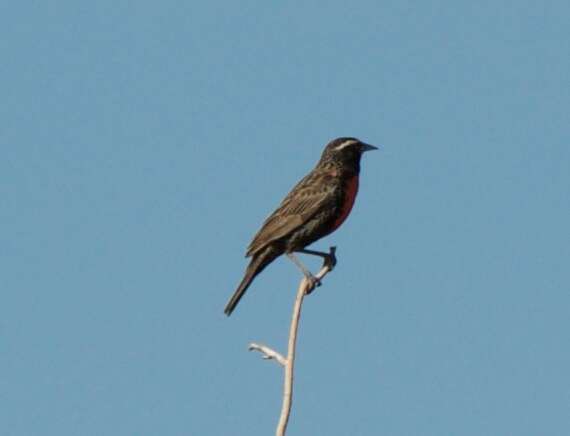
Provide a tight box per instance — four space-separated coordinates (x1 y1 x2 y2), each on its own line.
224 137 377 316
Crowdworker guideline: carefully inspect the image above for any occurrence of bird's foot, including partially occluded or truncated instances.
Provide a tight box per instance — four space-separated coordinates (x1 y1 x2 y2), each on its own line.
324 247 337 270
304 273 321 294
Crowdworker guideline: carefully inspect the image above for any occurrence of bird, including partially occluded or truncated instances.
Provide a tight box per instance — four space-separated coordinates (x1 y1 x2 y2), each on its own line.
224 137 377 316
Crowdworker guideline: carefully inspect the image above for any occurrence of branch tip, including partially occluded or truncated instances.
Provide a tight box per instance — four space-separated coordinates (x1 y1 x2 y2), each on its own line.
248 343 287 367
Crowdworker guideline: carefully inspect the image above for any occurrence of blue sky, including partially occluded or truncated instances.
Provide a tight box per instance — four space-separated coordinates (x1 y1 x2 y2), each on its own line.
2 1 569 435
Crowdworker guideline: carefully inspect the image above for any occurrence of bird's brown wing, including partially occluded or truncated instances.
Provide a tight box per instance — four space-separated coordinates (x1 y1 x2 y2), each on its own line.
246 171 338 257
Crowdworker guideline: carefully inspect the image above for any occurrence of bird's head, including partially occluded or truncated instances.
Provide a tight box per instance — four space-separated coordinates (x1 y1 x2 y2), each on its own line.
319 137 378 170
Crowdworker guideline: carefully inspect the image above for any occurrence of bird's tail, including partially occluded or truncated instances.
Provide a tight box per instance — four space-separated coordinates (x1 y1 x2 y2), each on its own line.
224 248 278 316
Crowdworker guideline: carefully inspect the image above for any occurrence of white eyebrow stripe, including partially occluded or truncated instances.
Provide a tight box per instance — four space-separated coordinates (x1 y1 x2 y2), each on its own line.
334 139 358 150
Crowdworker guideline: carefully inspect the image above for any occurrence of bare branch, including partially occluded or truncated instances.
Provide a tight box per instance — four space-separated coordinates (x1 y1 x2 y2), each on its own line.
250 246 337 436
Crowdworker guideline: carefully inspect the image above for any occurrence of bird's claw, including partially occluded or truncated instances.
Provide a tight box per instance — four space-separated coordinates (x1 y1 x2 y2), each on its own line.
324 254 337 270
304 274 321 294
324 246 337 270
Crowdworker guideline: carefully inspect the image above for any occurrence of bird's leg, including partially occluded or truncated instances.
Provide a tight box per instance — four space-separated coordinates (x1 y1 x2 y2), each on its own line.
297 247 337 270
286 252 321 293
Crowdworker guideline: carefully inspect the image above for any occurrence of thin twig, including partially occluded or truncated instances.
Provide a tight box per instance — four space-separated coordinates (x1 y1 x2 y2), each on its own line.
248 343 287 366
250 246 337 436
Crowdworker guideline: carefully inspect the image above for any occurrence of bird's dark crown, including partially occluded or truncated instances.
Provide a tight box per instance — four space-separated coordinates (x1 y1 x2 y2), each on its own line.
325 137 360 152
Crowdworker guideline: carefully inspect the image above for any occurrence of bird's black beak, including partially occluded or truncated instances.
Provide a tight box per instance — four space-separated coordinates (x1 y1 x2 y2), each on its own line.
360 143 378 152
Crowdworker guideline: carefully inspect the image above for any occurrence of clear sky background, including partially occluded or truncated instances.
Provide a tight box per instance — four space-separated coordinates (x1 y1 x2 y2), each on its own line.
2 2 569 435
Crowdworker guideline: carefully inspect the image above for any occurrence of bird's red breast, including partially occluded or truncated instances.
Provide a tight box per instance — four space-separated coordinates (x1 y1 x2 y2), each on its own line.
331 175 359 231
